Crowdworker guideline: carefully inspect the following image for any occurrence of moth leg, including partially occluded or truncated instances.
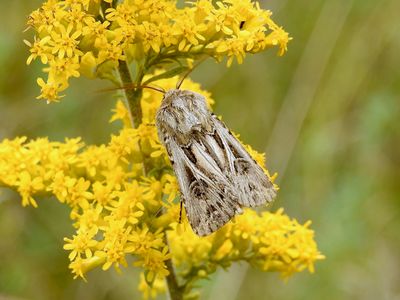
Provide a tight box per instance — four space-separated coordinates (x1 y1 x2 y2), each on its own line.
154 206 163 217
179 199 183 224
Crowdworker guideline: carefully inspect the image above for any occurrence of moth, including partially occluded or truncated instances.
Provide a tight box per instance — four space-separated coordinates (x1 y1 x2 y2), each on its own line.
155 88 276 236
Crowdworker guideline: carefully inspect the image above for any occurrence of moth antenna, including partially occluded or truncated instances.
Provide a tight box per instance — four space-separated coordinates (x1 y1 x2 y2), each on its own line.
176 56 208 89
98 84 165 94
140 85 165 94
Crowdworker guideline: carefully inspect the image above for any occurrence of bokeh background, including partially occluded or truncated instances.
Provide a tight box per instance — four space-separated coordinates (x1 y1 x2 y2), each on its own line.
1 0 399 299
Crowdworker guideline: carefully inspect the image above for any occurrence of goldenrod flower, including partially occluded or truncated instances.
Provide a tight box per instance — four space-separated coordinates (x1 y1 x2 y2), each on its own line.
0 0 324 298
24 36 52 65
36 77 65 102
24 0 290 101
15 171 44 208
0 75 324 298
48 23 83 59
63 227 99 260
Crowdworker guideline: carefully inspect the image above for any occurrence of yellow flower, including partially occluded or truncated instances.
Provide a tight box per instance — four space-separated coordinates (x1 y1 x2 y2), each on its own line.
91 182 115 207
36 77 65 102
97 40 126 63
28 1 62 33
128 226 165 255
137 22 163 53
107 129 138 163
101 165 132 191
207 1 236 35
65 177 94 208
161 174 179 203
213 239 234 261
63 3 91 29
15 171 44 207
77 145 110 177
72 204 103 232
134 247 171 282
44 56 80 83
24 36 52 65
25 0 290 101
97 218 132 271
63 227 99 260
114 23 137 47
105 3 138 26
106 181 145 225
141 177 163 202
168 224 213 267
158 24 178 48
110 99 131 126
48 23 83 59
82 19 110 43
172 16 207 51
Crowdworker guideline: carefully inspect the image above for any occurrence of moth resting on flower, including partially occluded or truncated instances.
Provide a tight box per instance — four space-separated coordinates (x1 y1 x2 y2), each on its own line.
156 89 276 236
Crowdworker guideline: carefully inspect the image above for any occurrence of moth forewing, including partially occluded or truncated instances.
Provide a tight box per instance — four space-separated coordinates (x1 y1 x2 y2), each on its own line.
155 89 276 236
211 116 276 206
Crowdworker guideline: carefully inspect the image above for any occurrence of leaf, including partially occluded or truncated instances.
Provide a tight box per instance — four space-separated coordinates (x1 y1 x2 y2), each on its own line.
143 66 189 85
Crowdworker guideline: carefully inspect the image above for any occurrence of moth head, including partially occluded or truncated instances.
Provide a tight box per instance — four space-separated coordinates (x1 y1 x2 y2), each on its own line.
162 89 209 115
157 89 212 136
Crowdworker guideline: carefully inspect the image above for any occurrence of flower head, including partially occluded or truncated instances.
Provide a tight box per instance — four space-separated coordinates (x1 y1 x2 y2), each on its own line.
25 0 290 101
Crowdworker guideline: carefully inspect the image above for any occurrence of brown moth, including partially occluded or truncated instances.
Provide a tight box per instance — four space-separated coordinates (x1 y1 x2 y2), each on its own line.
155 89 276 236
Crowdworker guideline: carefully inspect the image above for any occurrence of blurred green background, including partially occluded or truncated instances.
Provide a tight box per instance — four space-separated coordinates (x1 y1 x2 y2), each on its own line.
1 0 399 299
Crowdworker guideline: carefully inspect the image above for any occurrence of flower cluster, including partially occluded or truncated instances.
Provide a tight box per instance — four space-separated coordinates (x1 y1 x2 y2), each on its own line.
7 0 325 299
0 75 324 298
25 0 290 102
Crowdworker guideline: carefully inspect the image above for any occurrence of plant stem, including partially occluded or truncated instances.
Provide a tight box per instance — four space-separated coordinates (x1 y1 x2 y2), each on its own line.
164 235 183 300
117 60 143 128
117 60 183 300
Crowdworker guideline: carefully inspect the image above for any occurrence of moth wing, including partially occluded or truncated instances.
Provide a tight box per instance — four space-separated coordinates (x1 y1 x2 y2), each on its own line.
166 138 242 236
211 115 277 207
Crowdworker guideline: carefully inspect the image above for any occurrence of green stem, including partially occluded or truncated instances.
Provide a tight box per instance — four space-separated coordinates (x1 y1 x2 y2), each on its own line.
164 236 184 300
117 60 183 300
117 60 143 128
